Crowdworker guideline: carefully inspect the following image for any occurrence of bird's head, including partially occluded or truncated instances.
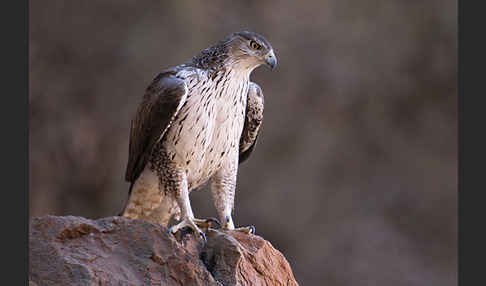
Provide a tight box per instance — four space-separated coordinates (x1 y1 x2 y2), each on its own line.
224 31 277 72
191 31 277 73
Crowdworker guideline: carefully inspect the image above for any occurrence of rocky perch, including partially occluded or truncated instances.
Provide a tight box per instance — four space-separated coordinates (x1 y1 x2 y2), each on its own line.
29 216 299 286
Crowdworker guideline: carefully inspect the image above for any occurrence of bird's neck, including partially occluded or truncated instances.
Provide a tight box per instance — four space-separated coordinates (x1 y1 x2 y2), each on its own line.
215 66 251 84
224 57 260 75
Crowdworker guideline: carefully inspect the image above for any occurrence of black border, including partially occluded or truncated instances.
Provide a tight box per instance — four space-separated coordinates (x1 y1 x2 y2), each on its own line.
458 0 462 283
2 0 28 283
459 0 482 285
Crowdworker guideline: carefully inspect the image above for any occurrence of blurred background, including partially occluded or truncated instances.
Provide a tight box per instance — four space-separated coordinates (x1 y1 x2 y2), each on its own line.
29 1 456 285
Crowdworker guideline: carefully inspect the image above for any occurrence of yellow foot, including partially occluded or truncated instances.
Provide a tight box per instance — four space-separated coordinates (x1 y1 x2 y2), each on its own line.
233 225 256 234
169 217 221 241
223 216 255 234
193 217 221 230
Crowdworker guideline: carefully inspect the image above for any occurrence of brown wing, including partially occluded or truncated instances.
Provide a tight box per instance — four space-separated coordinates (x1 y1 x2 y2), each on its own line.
125 71 187 183
239 82 264 164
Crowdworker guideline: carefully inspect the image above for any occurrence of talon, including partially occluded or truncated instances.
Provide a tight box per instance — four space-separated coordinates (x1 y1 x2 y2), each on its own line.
233 225 255 234
199 232 207 242
169 217 206 240
223 216 234 230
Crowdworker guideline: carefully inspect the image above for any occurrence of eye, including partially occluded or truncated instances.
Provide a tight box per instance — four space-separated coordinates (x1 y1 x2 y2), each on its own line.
250 40 261 50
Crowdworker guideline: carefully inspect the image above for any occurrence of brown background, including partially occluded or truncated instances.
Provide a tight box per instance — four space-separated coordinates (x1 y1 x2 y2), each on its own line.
29 1 457 285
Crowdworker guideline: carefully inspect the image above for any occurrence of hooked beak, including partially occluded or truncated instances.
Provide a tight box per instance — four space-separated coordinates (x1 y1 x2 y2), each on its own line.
264 50 277 69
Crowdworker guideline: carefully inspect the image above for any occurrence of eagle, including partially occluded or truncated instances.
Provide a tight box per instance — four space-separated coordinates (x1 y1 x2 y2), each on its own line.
120 31 276 241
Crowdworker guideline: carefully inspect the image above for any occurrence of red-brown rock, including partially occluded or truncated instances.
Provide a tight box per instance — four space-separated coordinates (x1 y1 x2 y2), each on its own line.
29 216 299 286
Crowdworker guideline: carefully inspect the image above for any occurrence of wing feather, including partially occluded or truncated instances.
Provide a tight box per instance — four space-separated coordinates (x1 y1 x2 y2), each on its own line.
125 70 187 183
239 82 264 164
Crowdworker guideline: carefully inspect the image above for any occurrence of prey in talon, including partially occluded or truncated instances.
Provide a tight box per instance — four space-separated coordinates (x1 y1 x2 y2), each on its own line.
120 31 275 241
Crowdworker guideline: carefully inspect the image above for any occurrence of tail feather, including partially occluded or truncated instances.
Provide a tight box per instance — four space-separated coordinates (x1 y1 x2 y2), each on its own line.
117 182 135 216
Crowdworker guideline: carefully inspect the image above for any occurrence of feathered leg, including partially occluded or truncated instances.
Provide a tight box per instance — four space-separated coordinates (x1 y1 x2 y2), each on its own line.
165 168 219 240
210 157 255 234
157 166 200 239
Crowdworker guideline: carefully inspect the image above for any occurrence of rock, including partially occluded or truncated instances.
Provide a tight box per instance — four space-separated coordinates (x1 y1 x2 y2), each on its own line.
29 216 299 286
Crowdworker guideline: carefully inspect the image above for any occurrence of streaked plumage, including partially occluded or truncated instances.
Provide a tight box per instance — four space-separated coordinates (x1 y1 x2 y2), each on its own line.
121 31 276 239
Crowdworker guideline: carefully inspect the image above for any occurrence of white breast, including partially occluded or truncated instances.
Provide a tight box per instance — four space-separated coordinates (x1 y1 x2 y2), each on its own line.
163 70 248 190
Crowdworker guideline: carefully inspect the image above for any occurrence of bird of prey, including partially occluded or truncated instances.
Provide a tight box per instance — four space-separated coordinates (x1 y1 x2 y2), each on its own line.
120 31 276 240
